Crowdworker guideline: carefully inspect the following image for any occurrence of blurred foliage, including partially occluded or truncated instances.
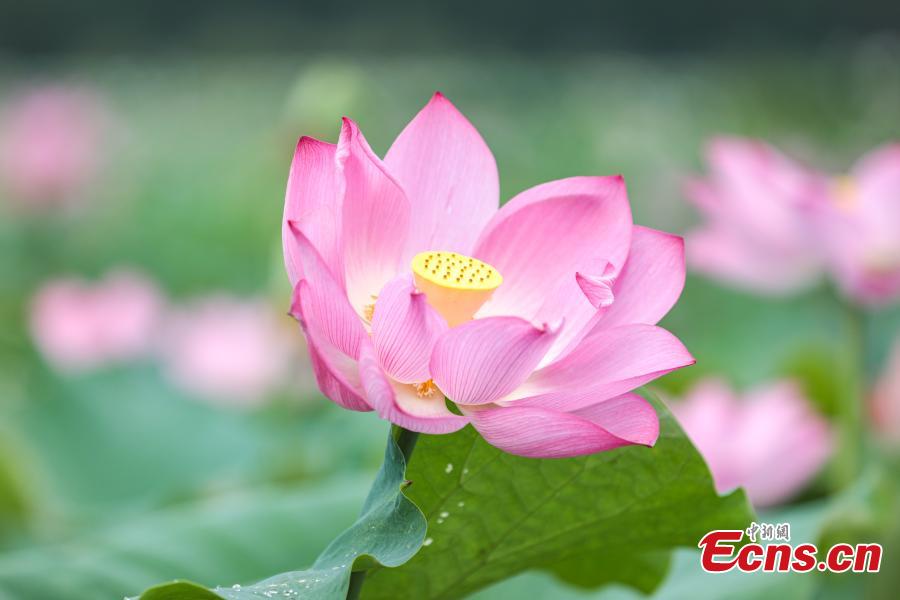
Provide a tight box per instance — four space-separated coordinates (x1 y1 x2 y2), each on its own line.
2 1 900 56
139 429 426 600
0 479 367 598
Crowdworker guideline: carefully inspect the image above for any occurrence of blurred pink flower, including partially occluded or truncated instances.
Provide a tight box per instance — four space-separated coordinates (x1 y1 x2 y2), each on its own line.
809 145 900 305
159 296 294 407
30 270 164 372
671 378 833 507
872 337 900 444
283 92 694 457
0 85 110 210
685 138 826 294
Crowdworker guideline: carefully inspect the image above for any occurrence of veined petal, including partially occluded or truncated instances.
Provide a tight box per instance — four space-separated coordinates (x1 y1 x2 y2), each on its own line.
469 393 657 459
474 176 632 322
359 341 469 434
338 118 411 316
599 226 685 328
531 268 604 367
293 283 369 412
287 226 366 359
371 274 448 383
304 328 370 412
430 316 560 406
508 324 694 412
282 137 344 288
576 263 616 309
572 393 659 446
537 260 617 367
385 92 499 258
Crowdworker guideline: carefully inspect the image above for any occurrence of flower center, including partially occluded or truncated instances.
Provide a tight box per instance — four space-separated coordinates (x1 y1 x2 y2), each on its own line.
362 294 378 323
411 251 503 327
414 379 439 398
831 175 858 212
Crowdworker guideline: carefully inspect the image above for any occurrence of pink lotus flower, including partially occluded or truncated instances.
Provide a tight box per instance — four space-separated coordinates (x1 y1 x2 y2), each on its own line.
0 85 109 209
282 92 694 458
872 337 900 445
29 270 164 372
671 378 833 507
685 138 825 294
809 144 900 305
159 296 295 407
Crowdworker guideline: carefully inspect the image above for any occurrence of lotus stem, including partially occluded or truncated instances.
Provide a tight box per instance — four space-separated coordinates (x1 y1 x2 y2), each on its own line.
346 426 419 600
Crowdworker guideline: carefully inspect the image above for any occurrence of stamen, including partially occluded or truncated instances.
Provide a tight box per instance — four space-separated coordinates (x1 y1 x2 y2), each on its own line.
362 294 378 323
414 379 439 398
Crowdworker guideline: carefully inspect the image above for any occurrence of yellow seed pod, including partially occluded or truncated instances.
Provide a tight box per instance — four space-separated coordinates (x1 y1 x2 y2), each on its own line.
411 251 502 327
